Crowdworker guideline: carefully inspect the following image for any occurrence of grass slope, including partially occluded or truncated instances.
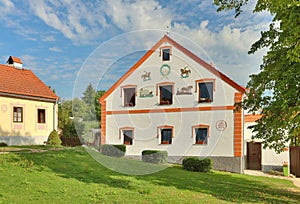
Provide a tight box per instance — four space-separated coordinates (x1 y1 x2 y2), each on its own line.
0 147 299 203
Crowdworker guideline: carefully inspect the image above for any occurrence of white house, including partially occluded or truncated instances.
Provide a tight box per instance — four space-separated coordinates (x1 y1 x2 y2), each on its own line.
99 35 288 173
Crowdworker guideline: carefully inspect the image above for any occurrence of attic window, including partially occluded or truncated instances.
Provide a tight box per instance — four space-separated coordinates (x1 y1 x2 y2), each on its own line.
160 46 172 61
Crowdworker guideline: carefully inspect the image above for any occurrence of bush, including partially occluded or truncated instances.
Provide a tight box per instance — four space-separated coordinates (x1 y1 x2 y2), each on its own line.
142 150 168 164
47 130 62 146
99 145 126 157
182 157 212 172
0 142 8 147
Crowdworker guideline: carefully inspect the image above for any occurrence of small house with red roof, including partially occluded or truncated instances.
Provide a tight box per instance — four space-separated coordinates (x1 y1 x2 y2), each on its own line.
99 35 289 173
0 56 59 145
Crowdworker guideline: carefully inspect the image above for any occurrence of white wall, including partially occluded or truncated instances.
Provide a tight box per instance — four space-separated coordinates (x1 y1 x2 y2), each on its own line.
104 41 240 159
244 121 289 167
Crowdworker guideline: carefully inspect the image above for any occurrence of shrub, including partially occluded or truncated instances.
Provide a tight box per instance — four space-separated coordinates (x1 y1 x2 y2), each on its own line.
47 130 62 146
99 145 126 157
182 157 212 172
142 150 168 164
0 142 8 147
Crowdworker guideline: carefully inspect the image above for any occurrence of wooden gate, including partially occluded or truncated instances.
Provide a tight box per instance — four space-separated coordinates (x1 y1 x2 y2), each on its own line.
290 147 300 177
247 142 262 170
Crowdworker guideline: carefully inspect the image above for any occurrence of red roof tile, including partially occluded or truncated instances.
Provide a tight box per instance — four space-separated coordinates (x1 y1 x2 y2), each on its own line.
0 64 58 100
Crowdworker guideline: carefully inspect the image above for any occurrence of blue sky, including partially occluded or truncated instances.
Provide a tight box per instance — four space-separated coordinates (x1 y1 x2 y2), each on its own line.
0 0 272 99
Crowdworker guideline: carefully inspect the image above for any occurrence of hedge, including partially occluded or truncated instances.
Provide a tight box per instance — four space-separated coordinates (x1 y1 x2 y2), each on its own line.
98 145 126 157
182 157 212 172
142 150 168 164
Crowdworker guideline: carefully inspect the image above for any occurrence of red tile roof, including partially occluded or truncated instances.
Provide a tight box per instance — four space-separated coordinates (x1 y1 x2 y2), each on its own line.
0 64 58 101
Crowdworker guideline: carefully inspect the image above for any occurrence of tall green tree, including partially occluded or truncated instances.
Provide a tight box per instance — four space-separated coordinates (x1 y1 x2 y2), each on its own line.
214 0 300 152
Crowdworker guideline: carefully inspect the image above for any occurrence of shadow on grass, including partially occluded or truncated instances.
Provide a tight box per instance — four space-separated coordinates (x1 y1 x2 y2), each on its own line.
16 147 300 203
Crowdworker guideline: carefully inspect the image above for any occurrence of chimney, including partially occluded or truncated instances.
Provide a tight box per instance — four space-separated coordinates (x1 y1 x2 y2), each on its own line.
6 56 23 69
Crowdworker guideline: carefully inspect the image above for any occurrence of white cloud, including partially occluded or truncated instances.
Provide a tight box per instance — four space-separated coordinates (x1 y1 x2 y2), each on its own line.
105 0 171 31
27 0 110 44
49 46 62 52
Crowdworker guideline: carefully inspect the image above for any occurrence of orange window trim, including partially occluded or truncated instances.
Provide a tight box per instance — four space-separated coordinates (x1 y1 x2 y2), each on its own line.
191 124 210 138
120 85 137 97
119 127 134 139
195 78 216 93
156 82 175 96
157 125 174 138
159 46 172 56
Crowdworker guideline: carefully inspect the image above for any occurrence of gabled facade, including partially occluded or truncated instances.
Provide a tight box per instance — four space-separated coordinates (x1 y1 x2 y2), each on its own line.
100 35 246 173
0 56 59 145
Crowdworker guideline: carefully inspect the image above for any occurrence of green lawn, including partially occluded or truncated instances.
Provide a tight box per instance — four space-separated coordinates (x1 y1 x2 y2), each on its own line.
0 147 299 203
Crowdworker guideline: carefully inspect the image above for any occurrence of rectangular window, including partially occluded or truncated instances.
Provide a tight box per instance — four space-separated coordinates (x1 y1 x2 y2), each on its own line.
195 128 208 144
123 130 133 145
13 107 23 123
162 49 170 61
198 82 213 103
161 128 172 144
38 109 46 123
124 88 136 107
159 85 173 105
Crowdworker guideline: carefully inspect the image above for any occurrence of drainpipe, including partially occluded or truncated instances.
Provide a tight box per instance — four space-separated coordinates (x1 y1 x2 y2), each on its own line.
53 99 58 131
242 109 245 174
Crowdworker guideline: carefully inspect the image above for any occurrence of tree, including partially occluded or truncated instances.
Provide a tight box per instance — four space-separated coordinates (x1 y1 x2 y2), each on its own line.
214 0 300 152
58 99 85 137
95 90 106 121
81 83 97 120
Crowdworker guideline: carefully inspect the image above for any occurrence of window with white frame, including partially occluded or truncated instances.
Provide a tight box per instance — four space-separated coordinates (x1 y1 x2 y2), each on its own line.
123 129 133 145
192 125 209 145
13 107 23 123
196 79 215 103
162 48 170 61
158 126 174 144
123 87 136 107
159 85 173 105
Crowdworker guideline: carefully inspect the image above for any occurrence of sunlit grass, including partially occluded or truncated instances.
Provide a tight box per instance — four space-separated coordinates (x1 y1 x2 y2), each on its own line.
0 147 299 203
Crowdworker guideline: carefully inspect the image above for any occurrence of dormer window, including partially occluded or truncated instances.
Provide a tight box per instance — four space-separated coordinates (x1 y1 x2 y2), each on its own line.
160 46 172 61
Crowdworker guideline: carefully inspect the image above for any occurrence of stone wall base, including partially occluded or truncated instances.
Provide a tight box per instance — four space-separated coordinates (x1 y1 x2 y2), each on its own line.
0 135 48 146
125 155 243 174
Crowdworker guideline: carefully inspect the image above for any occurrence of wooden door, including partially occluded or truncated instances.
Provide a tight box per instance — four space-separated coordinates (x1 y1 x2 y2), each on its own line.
247 142 262 170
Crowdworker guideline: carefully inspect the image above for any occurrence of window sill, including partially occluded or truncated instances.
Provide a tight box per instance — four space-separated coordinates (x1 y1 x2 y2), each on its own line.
198 100 213 103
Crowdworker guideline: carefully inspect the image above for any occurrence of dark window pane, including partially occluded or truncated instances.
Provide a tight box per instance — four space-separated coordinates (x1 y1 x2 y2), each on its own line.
195 128 208 144
38 109 46 123
161 128 172 144
162 49 170 61
160 85 173 105
124 88 136 106
123 130 133 145
199 82 213 102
